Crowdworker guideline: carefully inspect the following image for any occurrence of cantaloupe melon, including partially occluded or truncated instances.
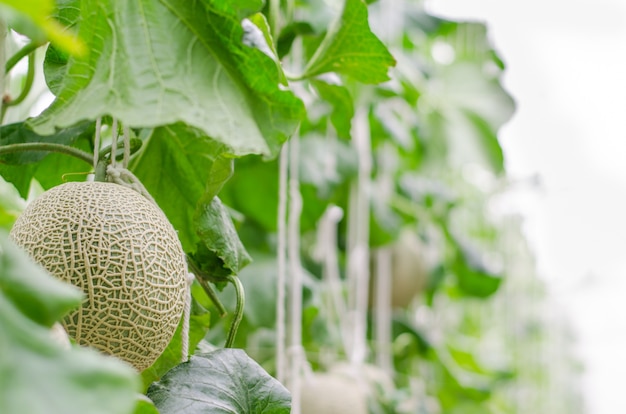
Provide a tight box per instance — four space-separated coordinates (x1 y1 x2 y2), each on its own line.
300 371 369 414
10 181 186 371
389 229 429 308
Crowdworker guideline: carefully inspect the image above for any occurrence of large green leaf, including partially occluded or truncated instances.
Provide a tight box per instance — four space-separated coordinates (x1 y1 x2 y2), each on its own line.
303 0 395 83
0 232 140 414
147 350 291 414
29 0 303 159
129 124 231 252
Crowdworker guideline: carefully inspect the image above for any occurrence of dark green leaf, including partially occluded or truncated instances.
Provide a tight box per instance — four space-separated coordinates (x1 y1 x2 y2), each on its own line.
0 231 140 414
129 124 230 252
43 44 70 96
277 21 315 59
192 196 252 277
147 350 291 414
303 0 395 83
31 0 304 158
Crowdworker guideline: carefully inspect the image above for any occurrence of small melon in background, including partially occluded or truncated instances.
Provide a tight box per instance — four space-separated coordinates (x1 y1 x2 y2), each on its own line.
300 371 369 414
389 229 430 308
10 181 187 371
372 228 433 309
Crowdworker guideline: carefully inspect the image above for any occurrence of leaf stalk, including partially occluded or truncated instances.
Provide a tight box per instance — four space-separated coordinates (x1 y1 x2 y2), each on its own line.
0 142 93 165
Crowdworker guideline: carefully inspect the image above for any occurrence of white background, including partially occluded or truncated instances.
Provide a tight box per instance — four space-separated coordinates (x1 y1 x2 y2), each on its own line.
427 1 626 413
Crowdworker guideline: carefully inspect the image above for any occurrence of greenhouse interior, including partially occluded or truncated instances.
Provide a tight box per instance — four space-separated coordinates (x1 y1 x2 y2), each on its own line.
1 0 623 413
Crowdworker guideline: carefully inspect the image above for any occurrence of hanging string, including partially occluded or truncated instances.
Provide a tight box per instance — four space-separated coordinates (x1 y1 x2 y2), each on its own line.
105 120 156 205
314 205 350 358
373 143 395 376
287 133 304 414
181 272 194 363
276 143 289 384
346 107 372 367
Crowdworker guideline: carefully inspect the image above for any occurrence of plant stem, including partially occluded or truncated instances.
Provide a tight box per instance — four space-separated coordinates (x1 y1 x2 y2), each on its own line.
187 258 228 317
0 18 6 120
5 41 43 73
224 275 245 348
1 51 35 122
99 138 142 161
0 142 93 165
269 0 281 40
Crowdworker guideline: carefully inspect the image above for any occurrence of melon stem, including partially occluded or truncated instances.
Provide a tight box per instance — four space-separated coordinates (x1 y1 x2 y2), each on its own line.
187 257 228 317
224 275 245 348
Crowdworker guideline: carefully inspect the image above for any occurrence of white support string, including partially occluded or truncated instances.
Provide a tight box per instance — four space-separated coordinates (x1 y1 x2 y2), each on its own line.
315 205 350 358
181 272 194 362
276 143 289 384
287 133 303 414
346 106 372 367
373 143 395 376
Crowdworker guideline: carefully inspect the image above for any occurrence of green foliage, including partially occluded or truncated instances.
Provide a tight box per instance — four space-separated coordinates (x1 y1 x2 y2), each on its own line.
0 232 140 414
0 0 85 54
140 296 212 390
147 350 291 414
0 0 583 413
303 0 395 83
29 0 304 159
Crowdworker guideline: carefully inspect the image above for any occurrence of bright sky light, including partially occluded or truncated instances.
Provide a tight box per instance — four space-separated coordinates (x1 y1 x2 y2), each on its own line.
427 1 626 413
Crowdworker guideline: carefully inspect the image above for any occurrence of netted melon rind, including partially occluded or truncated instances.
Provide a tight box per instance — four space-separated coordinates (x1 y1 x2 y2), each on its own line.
10 181 187 371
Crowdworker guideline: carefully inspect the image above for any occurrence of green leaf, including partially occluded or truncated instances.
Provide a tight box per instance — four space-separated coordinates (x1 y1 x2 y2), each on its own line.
30 0 304 158
0 232 82 326
451 236 502 298
133 397 160 414
462 109 504 174
192 196 252 277
303 0 395 83
0 231 140 414
129 124 230 252
141 296 211 390
147 350 291 414
310 79 354 139
0 0 85 55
